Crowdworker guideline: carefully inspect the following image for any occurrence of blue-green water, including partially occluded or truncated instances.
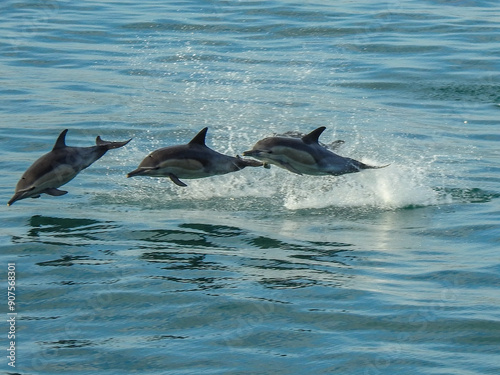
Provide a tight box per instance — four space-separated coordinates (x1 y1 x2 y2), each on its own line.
1 0 500 374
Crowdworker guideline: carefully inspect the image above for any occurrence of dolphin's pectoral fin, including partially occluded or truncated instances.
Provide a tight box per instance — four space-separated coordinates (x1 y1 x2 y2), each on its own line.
169 174 188 187
278 161 303 175
31 195 41 199
43 188 68 196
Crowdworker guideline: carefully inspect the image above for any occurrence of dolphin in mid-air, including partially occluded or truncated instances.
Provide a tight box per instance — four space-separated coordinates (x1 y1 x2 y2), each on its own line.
243 126 387 176
8 129 131 206
127 127 262 186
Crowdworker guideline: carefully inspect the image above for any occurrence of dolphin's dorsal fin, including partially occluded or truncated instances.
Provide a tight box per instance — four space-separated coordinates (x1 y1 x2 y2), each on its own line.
52 129 69 150
302 126 326 145
188 127 208 147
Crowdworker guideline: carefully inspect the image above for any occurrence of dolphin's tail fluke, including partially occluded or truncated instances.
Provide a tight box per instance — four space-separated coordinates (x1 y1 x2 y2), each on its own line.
234 156 264 170
96 136 132 150
329 159 389 176
361 162 390 170
353 160 390 172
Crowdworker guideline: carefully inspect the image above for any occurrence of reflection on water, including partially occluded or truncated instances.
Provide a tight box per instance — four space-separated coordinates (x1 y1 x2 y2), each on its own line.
13 214 360 291
132 221 356 290
15 190 496 294
29 215 104 232
36 255 112 267
12 215 119 246
7 199 500 374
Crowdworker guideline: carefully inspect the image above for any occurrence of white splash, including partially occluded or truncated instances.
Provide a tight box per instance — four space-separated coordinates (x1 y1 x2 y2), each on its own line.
282 158 452 210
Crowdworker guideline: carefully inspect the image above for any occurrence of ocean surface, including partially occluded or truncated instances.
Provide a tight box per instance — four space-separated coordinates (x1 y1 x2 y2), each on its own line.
1 0 499 374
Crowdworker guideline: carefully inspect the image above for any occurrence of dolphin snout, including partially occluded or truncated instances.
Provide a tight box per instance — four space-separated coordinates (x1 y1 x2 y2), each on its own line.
126 168 144 178
7 194 21 206
8 191 29 206
127 166 158 178
7 186 36 206
242 149 263 157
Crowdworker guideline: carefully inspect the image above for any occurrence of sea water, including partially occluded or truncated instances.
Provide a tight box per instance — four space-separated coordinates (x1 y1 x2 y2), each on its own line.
1 0 499 374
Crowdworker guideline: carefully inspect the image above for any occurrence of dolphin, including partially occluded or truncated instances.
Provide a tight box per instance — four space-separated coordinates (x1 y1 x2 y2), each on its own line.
278 130 345 151
243 126 388 176
127 127 263 186
8 129 131 206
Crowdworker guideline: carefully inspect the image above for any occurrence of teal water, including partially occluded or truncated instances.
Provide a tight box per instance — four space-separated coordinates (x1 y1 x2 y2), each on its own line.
1 0 500 374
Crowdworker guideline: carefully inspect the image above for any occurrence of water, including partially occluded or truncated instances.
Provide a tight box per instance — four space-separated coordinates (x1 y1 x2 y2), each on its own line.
1 0 499 374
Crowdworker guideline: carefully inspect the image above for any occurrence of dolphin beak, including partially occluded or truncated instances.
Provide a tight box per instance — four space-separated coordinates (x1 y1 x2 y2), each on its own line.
242 150 257 157
126 168 143 178
7 192 23 206
7 186 36 206
127 167 155 178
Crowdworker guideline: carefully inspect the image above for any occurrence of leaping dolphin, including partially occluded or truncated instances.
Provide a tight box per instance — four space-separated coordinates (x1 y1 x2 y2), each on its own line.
243 126 388 176
127 127 262 186
8 129 131 206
